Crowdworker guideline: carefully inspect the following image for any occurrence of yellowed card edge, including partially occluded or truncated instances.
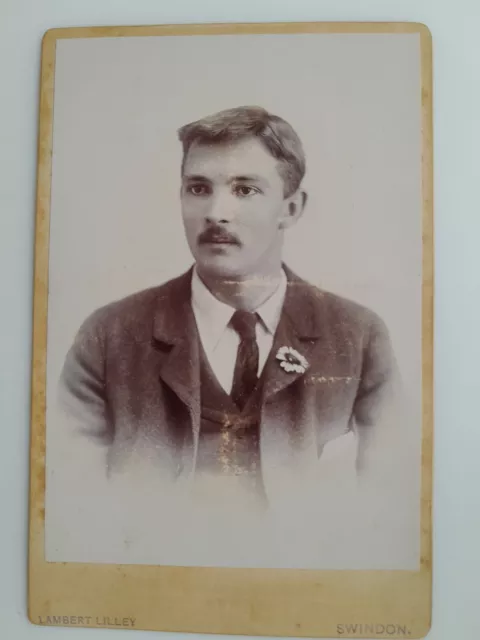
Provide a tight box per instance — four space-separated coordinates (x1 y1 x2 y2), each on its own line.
39 20 432 42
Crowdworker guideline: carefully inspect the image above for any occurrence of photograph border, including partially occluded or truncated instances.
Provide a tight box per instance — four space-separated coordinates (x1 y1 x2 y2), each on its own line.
28 21 433 638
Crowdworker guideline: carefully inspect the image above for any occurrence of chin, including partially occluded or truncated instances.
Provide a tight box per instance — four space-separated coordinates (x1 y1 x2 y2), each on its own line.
195 256 245 281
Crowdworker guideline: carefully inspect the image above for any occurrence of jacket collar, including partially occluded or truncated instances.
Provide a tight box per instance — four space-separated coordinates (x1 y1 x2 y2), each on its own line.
151 265 325 404
152 268 195 346
280 265 324 340
152 264 324 343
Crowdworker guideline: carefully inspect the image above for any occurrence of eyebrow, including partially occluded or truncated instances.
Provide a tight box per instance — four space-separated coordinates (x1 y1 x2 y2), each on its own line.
182 174 212 183
231 175 267 184
183 174 268 184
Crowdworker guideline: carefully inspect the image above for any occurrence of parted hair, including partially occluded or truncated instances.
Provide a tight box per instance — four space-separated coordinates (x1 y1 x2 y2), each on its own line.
177 106 306 197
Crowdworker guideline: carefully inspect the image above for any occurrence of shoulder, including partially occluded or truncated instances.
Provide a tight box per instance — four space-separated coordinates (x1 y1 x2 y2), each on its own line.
320 289 386 332
285 268 388 339
76 270 190 338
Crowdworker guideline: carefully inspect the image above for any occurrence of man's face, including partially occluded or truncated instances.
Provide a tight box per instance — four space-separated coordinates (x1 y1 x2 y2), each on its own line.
180 136 303 280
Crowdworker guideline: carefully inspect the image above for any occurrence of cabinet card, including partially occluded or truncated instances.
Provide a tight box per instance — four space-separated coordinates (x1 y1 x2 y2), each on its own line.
29 21 433 638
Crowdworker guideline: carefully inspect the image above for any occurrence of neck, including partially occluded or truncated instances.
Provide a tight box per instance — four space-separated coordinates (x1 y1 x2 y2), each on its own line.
197 265 284 311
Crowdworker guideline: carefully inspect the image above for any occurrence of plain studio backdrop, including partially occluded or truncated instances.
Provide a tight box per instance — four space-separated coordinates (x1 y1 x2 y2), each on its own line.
45 32 422 569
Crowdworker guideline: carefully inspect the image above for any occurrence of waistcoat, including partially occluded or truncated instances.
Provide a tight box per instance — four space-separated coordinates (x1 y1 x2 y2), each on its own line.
195 342 266 499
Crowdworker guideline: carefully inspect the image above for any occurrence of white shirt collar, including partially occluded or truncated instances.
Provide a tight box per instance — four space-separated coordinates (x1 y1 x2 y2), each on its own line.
191 267 287 350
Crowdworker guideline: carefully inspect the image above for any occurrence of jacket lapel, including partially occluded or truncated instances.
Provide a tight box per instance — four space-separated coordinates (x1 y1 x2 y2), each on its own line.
260 268 330 505
151 269 201 439
262 267 322 400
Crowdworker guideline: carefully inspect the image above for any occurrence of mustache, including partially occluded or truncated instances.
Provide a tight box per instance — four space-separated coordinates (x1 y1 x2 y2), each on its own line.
198 226 241 246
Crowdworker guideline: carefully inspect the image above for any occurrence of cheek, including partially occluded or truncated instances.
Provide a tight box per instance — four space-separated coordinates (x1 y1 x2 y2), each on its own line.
239 215 282 258
243 201 283 235
181 203 201 240
181 196 205 219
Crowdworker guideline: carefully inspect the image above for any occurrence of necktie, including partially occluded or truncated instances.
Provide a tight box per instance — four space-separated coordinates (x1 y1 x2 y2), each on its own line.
230 310 259 410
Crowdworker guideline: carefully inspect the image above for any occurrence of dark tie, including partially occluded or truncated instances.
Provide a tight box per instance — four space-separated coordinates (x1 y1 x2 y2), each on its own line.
230 310 259 410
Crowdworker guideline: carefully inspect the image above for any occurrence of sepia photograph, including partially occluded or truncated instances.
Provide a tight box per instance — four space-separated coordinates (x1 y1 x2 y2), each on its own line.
36 28 426 572
36 27 422 570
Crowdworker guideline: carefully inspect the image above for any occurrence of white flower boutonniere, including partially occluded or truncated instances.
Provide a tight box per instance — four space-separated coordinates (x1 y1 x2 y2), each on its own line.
276 346 309 374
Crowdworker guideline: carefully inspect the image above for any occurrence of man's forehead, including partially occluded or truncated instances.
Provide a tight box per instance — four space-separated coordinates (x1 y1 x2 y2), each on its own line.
183 137 279 176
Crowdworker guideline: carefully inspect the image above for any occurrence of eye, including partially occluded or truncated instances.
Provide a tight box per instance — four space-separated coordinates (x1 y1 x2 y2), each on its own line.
233 185 260 197
186 183 211 196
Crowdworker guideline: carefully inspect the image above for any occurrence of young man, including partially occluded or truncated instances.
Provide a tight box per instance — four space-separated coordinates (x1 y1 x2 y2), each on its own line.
60 106 397 506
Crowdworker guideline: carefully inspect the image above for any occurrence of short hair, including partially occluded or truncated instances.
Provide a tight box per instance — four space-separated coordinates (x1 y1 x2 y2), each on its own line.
178 106 306 198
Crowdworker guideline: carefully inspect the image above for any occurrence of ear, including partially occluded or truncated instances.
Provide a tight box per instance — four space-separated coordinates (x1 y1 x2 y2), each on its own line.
279 189 308 230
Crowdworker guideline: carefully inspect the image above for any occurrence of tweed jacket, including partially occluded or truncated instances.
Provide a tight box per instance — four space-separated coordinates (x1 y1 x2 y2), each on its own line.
59 266 397 504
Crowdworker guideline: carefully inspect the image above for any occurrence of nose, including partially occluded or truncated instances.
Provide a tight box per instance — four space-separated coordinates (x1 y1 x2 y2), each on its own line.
205 192 235 224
